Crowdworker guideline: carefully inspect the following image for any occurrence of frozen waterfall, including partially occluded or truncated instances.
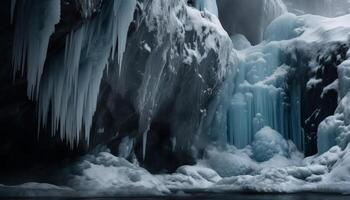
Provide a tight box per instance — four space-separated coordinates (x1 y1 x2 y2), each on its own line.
12 0 61 99
12 0 137 147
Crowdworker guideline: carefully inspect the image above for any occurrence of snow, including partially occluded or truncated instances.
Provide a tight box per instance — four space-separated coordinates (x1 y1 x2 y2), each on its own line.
307 78 323 90
200 145 259 177
158 165 221 190
66 150 170 196
264 13 303 41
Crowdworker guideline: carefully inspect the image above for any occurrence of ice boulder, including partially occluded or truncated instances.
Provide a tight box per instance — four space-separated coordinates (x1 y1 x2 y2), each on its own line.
264 13 304 41
252 127 289 162
202 146 259 177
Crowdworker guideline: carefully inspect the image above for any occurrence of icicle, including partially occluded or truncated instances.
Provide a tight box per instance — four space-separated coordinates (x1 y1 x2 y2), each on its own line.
35 0 137 147
12 0 61 99
10 0 16 24
116 0 136 76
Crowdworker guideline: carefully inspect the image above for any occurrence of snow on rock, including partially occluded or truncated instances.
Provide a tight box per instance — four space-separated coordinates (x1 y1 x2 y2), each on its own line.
66 150 170 196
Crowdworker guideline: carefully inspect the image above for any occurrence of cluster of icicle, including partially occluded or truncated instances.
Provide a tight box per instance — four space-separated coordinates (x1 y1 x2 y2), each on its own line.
11 0 137 148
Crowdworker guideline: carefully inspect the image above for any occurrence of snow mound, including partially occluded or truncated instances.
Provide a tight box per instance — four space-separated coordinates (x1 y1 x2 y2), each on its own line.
66 151 169 196
264 13 304 41
158 165 221 190
201 145 258 177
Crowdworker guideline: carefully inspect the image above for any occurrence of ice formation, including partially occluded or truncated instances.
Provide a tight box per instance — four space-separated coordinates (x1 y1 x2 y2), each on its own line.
195 0 218 16
12 0 137 146
12 0 61 99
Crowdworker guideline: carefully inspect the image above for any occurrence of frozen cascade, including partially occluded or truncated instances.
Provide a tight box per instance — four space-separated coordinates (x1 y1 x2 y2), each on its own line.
227 44 298 149
12 0 61 99
195 0 218 17
18 0 137 147
207 13 306 150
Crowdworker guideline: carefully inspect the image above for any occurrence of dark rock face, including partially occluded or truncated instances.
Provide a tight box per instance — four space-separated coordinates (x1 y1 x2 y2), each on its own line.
1 0 231 177
283 42 350 156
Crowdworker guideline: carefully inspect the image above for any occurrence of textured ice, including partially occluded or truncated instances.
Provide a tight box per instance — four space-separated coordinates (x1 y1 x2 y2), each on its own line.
200 145 258 177
252 127 289 162
66 150 170 196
